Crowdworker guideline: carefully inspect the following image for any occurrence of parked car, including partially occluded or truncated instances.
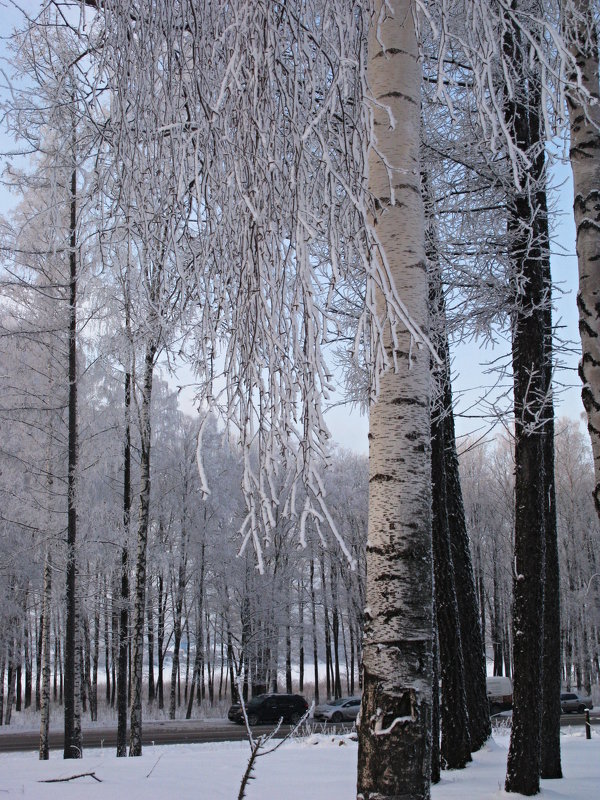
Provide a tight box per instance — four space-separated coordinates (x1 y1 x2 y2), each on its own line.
313 696 361 723
228 693 309 725
560 692 593 714
486 676 513 715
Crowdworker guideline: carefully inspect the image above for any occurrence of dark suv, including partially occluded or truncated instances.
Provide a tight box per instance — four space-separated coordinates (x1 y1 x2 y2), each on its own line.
228 693 308 725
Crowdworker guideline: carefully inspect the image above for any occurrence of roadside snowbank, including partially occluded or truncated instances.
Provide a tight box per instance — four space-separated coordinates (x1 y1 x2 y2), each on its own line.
0 730 597 798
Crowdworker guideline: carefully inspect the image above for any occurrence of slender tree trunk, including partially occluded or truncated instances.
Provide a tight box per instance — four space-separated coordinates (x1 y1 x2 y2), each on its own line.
147 590 155 705
90 597 99 723
129 342 156 756
24 613 32 710
5 648 16 725
104 588 111 706
331 564 342 699
157 575 165 710
310 555 319 704
298 583 304 693
0 656 5 724
441 370 491 751
39 553 52 760
426 169 488 757
16 661 22 714
169 576 185 720
117 368 131 758
36 612 42 712
539 148 562 782
64 148 82 760
430 408 471 769
357 4 433 798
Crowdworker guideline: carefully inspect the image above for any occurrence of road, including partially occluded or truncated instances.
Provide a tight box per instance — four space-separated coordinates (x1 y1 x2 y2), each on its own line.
0 713 596 754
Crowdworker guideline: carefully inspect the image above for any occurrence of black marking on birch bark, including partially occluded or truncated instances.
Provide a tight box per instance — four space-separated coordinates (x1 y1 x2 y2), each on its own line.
393 182 421 196
390 396 428 408
370 472 395 482
582 384 600 413
574 189 600 211
570 138 600 159
380 90 418 106
376 195 407 209
580 350 600 367
579 318 599 339
576 220 600 237
373 47 417 60
365 543 388 556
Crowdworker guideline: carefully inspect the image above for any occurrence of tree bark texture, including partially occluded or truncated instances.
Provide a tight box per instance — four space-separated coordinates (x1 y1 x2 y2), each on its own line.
357 3 433 798
64 156 82 760
504 7 548 792
425 172 490 756
129 343 156 756
39 552 52 760
117 361 132 756
431 412 471 769
563 0 600 519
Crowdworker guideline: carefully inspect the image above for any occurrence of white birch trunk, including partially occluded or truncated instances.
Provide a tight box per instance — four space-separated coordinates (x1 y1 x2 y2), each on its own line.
564 0 600 518
357 2 433 798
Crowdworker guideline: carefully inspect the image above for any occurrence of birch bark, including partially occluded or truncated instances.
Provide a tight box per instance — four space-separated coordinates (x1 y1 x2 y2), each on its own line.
356 2 433 798
563 0 600 519
129 342 156 756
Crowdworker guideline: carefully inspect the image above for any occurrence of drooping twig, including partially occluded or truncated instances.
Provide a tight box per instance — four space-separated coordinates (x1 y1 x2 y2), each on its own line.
39 772 102 783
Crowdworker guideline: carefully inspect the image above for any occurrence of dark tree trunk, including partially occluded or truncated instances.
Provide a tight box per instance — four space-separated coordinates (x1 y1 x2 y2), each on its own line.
90 599 99 722
24 616 32 710
16 661 22 713
36 613 43 712
169 573 185 720
129 342 156 756
431 409 471 770
431 614 440 785
331 565 342 699
64 153 82 761
147 595 155 705
425 163 491 754
298 584 304 693
538 127 562 784
39 553 52 760
157 575 165 710
310 555 319 704
117 369 131 756
504 10 548 792
104 589 110 706
0 657 5 724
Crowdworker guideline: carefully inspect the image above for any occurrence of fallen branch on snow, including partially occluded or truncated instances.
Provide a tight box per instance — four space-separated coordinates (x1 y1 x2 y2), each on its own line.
39 772 102 783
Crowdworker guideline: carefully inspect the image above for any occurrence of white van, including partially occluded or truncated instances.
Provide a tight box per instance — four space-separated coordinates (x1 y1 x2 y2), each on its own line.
486 676 513 714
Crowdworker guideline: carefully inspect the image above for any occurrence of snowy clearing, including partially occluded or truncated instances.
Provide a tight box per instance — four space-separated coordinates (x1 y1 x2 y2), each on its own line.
0 730 597 799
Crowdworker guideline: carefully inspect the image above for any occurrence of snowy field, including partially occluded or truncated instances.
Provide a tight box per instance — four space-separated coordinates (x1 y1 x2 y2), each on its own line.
0 730 597 799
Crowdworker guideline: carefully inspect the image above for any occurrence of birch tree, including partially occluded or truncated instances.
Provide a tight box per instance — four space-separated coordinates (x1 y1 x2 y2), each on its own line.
356 4 433 798
561 1 600 519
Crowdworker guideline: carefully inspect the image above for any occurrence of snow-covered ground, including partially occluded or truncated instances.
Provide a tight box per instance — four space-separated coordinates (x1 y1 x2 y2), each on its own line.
0 730 597 799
